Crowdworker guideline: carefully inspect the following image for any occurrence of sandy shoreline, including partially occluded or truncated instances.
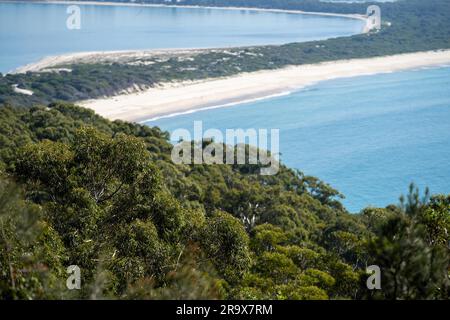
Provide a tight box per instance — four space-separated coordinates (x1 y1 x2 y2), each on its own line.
78 50 450 123
8 0 369 23
11 49 205 74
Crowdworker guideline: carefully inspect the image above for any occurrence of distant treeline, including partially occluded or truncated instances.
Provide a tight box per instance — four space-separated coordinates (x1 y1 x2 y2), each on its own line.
87 0 377 14
1 0 450 106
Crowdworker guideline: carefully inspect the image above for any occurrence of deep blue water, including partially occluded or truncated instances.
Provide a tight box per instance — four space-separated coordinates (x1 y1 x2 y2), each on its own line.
0 1 364 73
148 67 450 212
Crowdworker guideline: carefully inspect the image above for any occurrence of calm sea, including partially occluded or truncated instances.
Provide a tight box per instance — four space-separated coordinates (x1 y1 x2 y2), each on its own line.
148 67 450 212
0 1 364 73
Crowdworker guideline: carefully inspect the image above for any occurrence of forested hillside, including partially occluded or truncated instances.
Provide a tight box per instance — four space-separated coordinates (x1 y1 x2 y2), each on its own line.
1 103 449 299
1 0 449 301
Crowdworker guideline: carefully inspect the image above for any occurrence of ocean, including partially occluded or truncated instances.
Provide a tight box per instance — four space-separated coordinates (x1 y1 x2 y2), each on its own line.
147 67 450 212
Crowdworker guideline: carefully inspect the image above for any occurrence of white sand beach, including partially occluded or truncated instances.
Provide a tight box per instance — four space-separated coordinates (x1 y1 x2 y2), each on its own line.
12 84 34 96
78 50 450 122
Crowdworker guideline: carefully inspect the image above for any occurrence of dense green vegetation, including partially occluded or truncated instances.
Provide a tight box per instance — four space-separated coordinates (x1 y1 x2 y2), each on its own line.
0 103 449 299
1 0 450 106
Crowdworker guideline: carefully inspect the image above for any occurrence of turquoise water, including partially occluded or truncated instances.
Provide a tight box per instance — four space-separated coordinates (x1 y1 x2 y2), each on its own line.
0 1 364 73
148 67 450 212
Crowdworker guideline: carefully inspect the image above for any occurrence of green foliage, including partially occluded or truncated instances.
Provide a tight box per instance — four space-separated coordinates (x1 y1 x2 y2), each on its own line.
111 219 171 291
276 246 320 270
366 214 449 299
364 185 450 300
0 177 67 299
0 103 448 300
297 269 336 291
251 224 288 254
4 118 189 297
125 246 225 300
200 211 252 283
254 252 298 283
277 285 328 300
418 195 450 247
